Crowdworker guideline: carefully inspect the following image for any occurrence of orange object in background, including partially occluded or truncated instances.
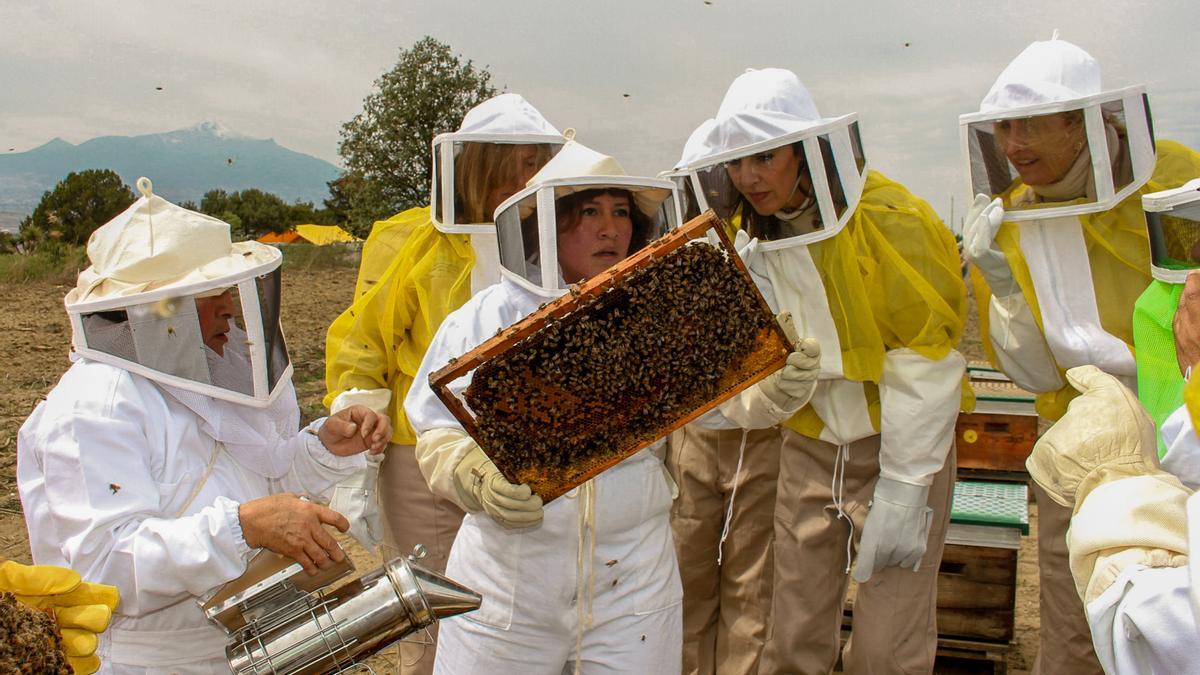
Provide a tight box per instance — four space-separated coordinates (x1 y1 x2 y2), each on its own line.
955 367 1039 478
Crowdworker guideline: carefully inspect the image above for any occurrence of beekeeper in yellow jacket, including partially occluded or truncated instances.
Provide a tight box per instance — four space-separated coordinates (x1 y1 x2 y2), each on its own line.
960 32 1200 674
672 67 967 674
323 93 565 675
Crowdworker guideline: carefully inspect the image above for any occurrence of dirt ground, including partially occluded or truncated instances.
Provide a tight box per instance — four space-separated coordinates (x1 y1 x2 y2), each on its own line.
0 266 1039 673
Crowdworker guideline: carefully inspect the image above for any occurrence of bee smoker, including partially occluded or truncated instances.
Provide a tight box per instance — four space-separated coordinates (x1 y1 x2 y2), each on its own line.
203 546 480 674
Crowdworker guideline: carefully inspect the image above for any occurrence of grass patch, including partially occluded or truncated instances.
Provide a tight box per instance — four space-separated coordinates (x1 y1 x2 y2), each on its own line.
0 242 360 284
279 244 361 271
0 245 89 284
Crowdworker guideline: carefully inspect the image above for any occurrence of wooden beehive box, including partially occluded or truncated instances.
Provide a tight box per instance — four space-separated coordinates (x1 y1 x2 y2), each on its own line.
936 480 1027 643
429 210 792 502
956 366 1038 475
937 544 1018 643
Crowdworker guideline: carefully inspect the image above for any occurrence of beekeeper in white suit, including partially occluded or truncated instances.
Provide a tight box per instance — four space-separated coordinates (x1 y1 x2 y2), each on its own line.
671 68 967 674
1026 365 1200 674
960 33 1200 674
17 179 390 673
404 139 820 674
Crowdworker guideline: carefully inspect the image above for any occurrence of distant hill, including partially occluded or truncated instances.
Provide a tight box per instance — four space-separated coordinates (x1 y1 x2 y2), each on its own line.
0 122 341 217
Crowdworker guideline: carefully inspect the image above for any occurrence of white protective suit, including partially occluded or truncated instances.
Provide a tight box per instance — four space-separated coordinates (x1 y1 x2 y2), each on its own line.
17 359 365 673
17 178 370 674
404 276 683 675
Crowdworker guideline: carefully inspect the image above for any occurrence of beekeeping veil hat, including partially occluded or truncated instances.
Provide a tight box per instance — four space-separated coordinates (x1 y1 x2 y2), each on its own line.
674 68 868 248
1144 178 1200 283
492 139 681 297
659 120 718 221
430 93 569 233
65 178 292 408
979 34 1102 113
960 31 1156 219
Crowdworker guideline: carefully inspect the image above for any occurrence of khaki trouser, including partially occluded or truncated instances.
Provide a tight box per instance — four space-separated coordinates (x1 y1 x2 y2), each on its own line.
1030 482 1104 675
667 425 782 675
378 443 466 675
761 430 955 675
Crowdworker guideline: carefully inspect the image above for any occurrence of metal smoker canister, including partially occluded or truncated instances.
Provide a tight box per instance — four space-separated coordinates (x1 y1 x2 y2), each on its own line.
224 555 479 674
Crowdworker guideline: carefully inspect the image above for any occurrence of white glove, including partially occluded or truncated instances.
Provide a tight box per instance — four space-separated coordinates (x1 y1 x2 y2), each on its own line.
757 313 820 410
734 229 778 312
453 444 544 528
329 453 385 549
962 193 1018 297
852 476 933 583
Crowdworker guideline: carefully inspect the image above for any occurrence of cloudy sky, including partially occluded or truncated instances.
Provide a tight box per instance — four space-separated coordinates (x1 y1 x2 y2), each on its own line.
4 0 1198 231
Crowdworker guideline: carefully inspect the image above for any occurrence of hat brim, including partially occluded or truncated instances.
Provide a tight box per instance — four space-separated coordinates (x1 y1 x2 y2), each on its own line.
550 183 672 219
68 241 281 312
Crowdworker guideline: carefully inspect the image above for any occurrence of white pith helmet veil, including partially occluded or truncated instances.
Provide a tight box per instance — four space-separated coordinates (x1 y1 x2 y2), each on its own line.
65 178 291 407
492 140 682 298
672 68 869 249
430 93 569 233
959 31 1156 220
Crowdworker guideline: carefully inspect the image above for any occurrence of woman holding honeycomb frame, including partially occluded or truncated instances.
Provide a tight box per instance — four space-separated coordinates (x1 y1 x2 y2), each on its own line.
403 140 821 674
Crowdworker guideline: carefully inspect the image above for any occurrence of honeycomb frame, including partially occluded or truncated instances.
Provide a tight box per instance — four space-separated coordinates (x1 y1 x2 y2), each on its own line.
430 210 792 501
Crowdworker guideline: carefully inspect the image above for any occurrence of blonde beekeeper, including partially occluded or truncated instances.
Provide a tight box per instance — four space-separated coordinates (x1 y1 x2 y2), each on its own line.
322 92 566 674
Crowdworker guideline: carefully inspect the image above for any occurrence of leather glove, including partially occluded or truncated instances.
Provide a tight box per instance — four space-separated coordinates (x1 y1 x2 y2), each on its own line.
0 560 119 675
453 445 544 528
328 452 385 549
757 313 820 410
962 193 1019 297
734 229 778 312
1026 365 1161 513
852 477 933 583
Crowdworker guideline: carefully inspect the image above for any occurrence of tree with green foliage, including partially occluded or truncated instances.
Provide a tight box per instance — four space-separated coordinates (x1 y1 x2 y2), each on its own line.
337 36 497 229
20 169 135 247
199 188 330 239
324 172 387 238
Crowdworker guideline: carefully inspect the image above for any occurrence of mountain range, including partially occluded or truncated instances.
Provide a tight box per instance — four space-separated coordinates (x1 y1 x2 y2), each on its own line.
0 122 342 222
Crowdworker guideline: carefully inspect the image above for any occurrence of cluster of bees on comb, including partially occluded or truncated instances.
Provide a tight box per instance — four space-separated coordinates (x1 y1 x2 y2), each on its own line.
0 593 72 674
464 240 770 483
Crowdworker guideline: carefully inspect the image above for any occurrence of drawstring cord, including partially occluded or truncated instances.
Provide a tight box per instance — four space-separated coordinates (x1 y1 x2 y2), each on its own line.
830 443 854 573
569 480 597 675
717 429 750 566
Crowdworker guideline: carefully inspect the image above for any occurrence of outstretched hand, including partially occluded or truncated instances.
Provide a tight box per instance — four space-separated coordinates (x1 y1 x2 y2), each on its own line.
239 493 350 575
319 405 391 456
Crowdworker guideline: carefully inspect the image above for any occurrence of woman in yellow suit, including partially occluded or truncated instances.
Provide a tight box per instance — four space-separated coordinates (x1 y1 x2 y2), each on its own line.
671 68 968 674
324 93 566 674
961 33 1200 675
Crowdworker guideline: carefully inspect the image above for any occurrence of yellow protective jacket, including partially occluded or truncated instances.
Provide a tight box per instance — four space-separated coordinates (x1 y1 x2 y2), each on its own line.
782 170 969 439
352 207 429 302
971 140 1200 420
325 210 476 444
